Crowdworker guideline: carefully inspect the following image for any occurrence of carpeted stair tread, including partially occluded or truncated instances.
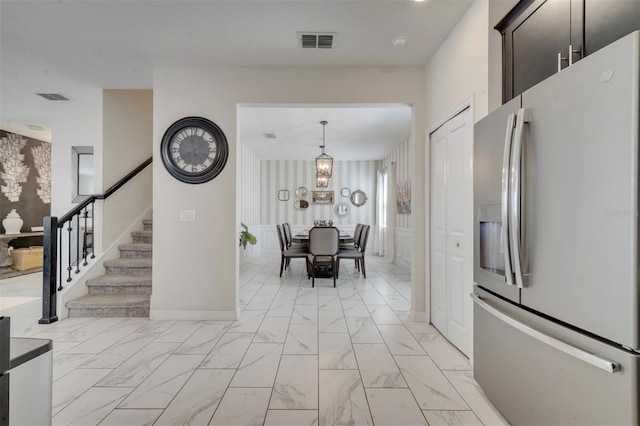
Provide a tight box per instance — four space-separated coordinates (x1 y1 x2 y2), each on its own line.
131 230 152 237
103 257 152 268
118 242 152 251
87 274 151 286
66 294 150 308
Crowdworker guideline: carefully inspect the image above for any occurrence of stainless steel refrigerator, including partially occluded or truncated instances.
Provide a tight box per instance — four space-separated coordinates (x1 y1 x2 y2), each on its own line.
473 31 640 425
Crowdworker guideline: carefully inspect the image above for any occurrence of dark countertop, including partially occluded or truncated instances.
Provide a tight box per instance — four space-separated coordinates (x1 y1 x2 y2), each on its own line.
9 338 52 370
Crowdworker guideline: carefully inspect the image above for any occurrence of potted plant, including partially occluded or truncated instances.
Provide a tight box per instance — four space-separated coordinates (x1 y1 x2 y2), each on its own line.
239 222 257 249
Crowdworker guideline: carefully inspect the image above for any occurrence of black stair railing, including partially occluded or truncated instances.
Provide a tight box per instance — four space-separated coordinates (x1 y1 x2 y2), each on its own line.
39 157 152 324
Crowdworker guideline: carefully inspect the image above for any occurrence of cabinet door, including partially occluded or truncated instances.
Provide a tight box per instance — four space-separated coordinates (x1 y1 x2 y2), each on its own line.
584 0 640 56
499 0 572 102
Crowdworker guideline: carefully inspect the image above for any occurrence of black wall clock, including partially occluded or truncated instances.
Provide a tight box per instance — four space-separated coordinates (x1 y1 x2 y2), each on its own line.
160 116 229 184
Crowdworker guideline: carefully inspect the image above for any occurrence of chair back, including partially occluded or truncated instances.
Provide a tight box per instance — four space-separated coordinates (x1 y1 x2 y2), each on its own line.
352 223 363 248
276 224 286 252
309 226 339 256
358 225 371 252
283 223 293 247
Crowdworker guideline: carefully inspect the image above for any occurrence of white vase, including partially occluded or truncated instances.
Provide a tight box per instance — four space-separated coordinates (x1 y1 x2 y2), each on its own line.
3 209 23 234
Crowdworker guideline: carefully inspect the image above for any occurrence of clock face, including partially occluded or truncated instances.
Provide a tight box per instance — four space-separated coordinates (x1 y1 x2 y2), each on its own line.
170 127 217 174
161 117 228 184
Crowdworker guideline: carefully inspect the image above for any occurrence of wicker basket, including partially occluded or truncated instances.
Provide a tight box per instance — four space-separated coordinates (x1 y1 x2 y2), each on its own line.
10 246 44 271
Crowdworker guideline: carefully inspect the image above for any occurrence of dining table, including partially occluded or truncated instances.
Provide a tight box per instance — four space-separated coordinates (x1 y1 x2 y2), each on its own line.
291 229 353 244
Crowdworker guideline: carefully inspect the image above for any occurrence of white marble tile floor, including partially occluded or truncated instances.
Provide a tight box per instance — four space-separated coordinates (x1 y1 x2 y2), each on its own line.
4 249 509 425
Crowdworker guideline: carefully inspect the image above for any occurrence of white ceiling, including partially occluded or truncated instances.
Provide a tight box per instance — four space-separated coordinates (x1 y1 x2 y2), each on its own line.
239 104 412 160
0 0 473 158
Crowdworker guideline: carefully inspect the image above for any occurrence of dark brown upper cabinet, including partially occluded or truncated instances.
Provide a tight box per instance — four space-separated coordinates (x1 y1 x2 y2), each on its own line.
497 0 640 102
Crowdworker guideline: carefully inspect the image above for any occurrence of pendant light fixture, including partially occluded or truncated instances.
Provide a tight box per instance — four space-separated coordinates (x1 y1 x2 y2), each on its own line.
315 120 333 187
316 175 329 188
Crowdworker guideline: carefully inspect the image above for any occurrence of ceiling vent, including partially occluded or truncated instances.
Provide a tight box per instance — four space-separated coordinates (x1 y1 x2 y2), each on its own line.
264 133 277 139
36 93 70 101
298 32 335 49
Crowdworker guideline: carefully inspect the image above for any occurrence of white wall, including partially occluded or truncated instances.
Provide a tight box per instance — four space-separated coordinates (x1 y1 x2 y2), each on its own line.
101 90 153 250
425 0 489 128
260 160 378 226
50 88 103 218
152 66 426 320
422 0 507 323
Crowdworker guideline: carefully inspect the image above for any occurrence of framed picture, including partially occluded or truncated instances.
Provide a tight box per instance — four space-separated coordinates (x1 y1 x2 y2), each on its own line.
312 190 334 205
397 179 411 214
278 189 290 201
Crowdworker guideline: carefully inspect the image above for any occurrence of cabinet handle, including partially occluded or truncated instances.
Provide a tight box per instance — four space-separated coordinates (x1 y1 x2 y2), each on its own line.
568 44 582 66
557 53 568 72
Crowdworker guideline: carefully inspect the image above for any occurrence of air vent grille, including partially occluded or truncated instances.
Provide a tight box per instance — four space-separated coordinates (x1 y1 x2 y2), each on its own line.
264 133 277 139
36 93 70 101
298 32 335 49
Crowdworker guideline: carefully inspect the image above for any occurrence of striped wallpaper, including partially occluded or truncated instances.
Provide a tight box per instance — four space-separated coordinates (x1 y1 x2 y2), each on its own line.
238 141 261 226
382 138 411 229
260 160 380 226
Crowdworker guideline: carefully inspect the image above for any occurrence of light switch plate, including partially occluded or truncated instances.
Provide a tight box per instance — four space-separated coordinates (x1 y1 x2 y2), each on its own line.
179 210 196 221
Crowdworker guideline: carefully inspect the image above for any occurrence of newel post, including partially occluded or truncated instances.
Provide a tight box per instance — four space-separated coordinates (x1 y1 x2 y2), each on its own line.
39 216 58 324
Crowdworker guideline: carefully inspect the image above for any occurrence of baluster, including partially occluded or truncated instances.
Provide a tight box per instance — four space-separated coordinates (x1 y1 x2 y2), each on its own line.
82 209 89 266
66 222 73 282
90 200 95 259
58 231 63 291
75 214 80 273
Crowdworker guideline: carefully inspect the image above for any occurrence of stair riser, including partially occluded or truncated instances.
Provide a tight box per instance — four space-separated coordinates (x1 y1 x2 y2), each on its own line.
132 235 152 244
68 306 149 318
88 286 152 296
105 266 152 275
119 249 152 258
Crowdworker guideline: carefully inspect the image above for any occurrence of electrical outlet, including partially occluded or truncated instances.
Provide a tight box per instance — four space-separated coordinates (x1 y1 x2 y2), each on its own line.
179 210 196 221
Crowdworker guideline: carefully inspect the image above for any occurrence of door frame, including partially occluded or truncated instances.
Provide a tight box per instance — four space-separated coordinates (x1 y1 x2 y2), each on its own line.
424 95 474 329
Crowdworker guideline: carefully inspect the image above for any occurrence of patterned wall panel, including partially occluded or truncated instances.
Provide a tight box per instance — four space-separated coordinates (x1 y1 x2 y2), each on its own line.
0 130 51 240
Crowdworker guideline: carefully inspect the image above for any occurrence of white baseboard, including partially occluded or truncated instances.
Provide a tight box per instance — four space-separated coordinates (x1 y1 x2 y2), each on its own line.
409 310 426 322
150 309 238 321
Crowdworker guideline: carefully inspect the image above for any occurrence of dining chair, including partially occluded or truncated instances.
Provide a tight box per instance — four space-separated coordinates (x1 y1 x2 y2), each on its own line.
337 224 370 279
339 223 362 250
277 224 308 277
306 226 340 287
283 222 308 250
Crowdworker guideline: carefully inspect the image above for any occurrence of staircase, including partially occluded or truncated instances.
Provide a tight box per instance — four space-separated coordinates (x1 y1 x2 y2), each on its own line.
66 219 152 317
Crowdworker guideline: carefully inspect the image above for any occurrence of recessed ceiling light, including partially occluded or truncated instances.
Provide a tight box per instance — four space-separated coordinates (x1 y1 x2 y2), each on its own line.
414 0 425 2
392 36 407 48
27 124 45 131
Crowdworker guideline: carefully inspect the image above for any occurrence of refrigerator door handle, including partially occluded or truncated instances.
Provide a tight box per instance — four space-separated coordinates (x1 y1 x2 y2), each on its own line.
471 293 621 373
510 108 529 288
501 113 516 285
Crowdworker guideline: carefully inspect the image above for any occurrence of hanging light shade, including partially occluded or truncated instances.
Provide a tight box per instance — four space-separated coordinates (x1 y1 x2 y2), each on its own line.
315 120 333 179
316 174 329 188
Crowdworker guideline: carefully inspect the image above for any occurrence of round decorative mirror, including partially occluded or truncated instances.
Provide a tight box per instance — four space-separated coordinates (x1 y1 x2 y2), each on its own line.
334 202 350 218
294 199 309 210
296 186 308 199
340 187 351 197
350 190 367 207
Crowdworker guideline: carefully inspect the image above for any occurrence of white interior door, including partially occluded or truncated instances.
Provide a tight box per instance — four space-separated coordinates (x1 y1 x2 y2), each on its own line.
429 106 473 356
430 126 447 333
